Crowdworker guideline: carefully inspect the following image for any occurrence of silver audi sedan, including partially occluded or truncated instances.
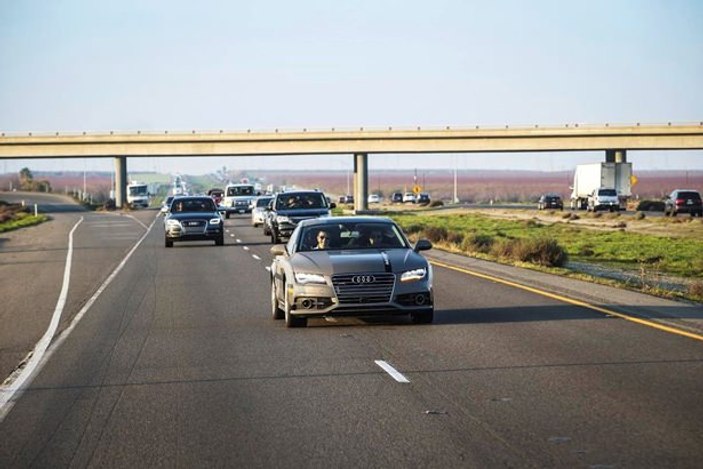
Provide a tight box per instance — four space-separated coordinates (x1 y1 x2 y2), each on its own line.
270 217 434 327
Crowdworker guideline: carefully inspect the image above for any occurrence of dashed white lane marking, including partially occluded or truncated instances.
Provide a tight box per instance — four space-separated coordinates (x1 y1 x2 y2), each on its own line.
235 239 242 243
229 234 235 237
243 246 250 251
252 254 261 260
0 214 159 422
375 360 410 383
0 217 83 417
265 266 271 272
123 214 148 230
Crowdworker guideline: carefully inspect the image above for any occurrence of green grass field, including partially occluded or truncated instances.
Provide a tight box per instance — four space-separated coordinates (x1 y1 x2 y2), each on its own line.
390 212 703 279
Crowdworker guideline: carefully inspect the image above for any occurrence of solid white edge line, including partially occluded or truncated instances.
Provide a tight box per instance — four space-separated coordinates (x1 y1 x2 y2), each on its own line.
122 214 148 230
265 266 271 271
0 216 83 415
243 246 250 251
375 360 410 383
0 214 159 422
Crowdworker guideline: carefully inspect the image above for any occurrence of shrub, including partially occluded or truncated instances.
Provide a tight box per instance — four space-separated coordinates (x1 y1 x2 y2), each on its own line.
613 221 627 229
489 238 514 258
636 200 665 212
445 231 464 245
461 234 494 253
422 226 448 243
592 212 602 218
634 211 646 220
429 200 444 207
404 224 424 235
510 237 568 267
689 281 703 299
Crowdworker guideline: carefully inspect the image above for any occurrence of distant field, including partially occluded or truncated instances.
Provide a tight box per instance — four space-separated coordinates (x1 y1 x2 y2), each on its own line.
128 173 171 184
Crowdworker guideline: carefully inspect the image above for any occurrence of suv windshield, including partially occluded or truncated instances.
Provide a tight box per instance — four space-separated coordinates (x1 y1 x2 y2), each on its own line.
129 186 148 196
227 186 254 196
276 193 327 210
298 222 407 251
598 189 617 196
171 198 216 213
256 197 272 208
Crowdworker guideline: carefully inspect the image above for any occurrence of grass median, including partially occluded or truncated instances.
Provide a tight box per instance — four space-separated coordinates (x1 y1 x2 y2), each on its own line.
388 210 703 302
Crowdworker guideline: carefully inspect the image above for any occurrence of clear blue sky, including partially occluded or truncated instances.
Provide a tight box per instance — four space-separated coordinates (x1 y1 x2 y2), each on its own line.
1 0 701 174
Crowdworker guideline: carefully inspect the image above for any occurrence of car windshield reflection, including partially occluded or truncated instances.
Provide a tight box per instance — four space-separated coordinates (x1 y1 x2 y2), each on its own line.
298 222 407 252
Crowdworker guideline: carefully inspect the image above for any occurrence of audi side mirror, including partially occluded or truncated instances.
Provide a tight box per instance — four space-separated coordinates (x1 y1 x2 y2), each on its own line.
414 239 432 252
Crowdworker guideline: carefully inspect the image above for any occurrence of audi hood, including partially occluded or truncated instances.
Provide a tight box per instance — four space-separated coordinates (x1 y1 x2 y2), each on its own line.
290 249 428 276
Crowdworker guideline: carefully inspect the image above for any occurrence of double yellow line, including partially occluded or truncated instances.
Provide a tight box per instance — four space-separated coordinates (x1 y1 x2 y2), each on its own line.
430 259 703 342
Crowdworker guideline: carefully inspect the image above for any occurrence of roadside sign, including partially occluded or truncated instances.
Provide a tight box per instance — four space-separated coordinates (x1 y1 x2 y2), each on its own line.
630 175 638 186
412 185 422 194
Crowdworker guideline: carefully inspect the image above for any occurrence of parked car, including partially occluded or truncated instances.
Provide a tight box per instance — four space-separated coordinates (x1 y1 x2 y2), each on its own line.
269 217 434 327
368 193 381 204
338 194 354 204
164 196 224 247
264 190 335 244
415 193 431 206
403 192 416 203
537 194 564 210
664 189 703 217
251 195 273 227
587 188 620 212
160 196 175 215
391 192 403 204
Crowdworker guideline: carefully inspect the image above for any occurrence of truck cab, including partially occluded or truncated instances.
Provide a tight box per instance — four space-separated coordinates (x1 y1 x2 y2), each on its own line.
587 188 620 212
127 182 150 208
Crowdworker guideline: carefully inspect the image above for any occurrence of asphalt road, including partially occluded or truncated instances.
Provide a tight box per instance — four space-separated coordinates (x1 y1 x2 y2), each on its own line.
1 203 702 467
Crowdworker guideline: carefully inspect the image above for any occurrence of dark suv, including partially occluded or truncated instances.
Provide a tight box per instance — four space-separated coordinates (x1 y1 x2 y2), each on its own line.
264 190 335 243
664 190 702 217
537 194 564 210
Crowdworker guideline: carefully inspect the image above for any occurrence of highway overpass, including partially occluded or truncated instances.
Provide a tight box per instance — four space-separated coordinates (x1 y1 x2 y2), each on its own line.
2 122 702 208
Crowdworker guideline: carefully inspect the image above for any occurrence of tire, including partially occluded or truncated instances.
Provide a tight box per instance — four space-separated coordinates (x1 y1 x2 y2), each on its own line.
165 238 173 248
284 281 307 328
263 224 271 236
271 229 280 244
225 212 230 219
253 222 259 228
271 279 284 320
410 308 434 324
215 234 224 246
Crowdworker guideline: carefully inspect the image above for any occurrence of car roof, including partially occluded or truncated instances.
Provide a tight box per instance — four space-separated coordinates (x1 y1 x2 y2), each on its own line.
298 216 395 228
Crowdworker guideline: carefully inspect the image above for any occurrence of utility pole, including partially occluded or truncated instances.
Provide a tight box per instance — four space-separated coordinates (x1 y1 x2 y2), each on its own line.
83 159 87 201
453 167 458 204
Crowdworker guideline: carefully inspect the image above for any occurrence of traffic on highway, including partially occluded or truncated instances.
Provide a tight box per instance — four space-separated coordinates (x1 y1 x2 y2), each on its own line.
1 192 702 467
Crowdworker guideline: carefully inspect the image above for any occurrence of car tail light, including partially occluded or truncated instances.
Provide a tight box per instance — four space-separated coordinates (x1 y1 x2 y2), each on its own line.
675 198 685 205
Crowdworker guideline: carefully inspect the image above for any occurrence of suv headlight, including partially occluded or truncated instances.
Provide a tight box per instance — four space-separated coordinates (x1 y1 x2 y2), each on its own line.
276 215 290 223
294 272 326 284
209 218 221 225
400 268 426 283
166 219 182 229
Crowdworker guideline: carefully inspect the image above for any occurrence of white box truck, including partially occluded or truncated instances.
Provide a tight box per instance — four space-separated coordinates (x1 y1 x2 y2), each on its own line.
570 162 632 210
126 181 150 208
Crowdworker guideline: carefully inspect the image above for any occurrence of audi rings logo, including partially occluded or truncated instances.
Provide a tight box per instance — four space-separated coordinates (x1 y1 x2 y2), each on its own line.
351 275 375 284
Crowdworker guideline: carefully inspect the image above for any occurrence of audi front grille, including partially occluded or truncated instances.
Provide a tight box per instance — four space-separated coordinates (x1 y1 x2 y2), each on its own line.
332 272 395 304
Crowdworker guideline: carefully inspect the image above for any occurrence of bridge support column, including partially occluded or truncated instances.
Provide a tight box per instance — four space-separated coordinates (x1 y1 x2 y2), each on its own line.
353 153 368 213
114 156 127 208
606 149 627 163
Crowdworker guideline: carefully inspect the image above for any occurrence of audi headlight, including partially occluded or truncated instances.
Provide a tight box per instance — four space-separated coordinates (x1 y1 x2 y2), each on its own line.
276 215 290 223
400 268 426 282
166 219 182 229
294 272 326 285
209 218 221 225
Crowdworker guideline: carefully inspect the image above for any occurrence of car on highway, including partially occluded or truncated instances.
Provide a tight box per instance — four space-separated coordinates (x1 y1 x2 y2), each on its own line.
264 190 335 244
415 193 431 206
338 194 354 205
207 188 224 206
368 193 381 204
251 195 273 227
587 187 620 212
164 196 224 247
269 217 434 327
160 196 175 215
221 183 256 218
664 189 702 217
537 193 564 210
403 192 415 203
391 192 403 204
